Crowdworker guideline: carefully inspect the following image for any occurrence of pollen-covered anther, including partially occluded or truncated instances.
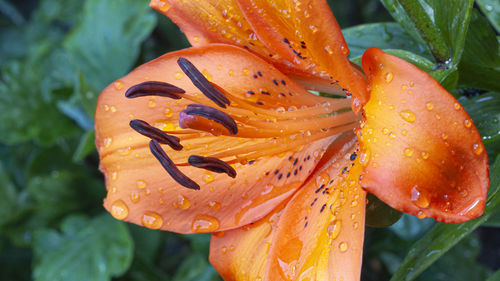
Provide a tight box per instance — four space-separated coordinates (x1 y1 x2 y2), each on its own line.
129 119 183 150
177 57 231 108
149 139 200 190
124 81 185 99
180 104 238 135
188 155 237 178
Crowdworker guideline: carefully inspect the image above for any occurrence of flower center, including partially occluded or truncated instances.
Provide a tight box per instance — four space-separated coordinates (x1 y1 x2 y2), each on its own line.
125 57 358 189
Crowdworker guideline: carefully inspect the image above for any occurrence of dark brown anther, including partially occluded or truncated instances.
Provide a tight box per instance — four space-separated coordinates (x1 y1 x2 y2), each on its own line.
182 104 238 135
130 119 183 150
188 155 237 178
125 81 185 99
177 57 230 108
149 140 200 190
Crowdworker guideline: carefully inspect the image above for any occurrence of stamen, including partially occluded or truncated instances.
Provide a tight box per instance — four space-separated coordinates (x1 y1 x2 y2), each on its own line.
181 104 238 135
130 119 183 150
177 57 230 108
149 140 200 190
125 81 185 99
188 155 237 178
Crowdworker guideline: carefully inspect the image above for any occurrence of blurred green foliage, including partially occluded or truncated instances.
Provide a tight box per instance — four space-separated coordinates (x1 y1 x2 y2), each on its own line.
0 0 499 280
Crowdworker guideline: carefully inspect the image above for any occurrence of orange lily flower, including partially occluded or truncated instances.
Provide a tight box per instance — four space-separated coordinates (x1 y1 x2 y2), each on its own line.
95 1 489 280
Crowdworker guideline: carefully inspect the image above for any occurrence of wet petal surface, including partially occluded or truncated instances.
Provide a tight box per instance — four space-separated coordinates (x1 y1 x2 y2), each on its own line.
96 44 353 233
358 47 489 223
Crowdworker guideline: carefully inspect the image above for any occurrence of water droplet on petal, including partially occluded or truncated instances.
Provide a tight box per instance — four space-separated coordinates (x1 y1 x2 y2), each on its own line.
384 72 393 83
174 71 183 80
191 214 220 232
208 201 221 210
142 211 163 229
130 191 140 203
411 186 430 208
417 210 426 219
113 81 123 90
137 180 146 189
164 107 173 117
110 200 129 220
464 119 472 128
202 171 214 183
472 143 483 155
454 103 461 110
426 102 434 110
404 147 414 157
327 220 342 240
399 110 416 123
338 241 348 252
359 149 371 167
421 151 430 160
174 195 191 210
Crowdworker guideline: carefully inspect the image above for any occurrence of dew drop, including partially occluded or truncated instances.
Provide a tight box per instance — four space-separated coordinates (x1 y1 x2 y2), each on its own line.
164 107 173 117
353 222 359 229
103 137 112 148
208 201 221 210
421 151 430 160
118 146 132 156
399 110 416 123
384 72 393 83
309 25 318 33
174 194 191 210
110 200 129 220
130 191 140 203
137 180 147 189
401 129 408 136
148 99 156 108
324 45 334 55
113 80 123 90
327 220 342 240
193 36 200 43
338 241 348 252
174 71 183 80
221 246 228 254
464 119 472 128
417 210 426 219
426 102 434 110
404 147 414 157
191 214 220 232
382 128 389 135
472 143 483 155
359 149 371 167
142 211 163 229
454 103 461 110
202 171 214 183
411 186 430 208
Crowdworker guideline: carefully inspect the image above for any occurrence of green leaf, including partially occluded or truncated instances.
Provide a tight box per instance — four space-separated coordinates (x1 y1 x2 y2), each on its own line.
0 58 80 145
171 254 222 281
477 0 500 33
381 0 473 66
343 22 431 59
33 214 133 281
458 9 500 92
460 92 500 150
73 130 97 162
366 193 403 227
487 268 500 281
416 234 490 281
390 155 500 281
0 161 18 226
64 0 157 91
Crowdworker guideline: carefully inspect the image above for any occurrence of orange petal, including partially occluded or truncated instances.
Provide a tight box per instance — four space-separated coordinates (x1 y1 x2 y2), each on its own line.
210 202 286 281
150 0 366 108
236 0 368 109
358 47 489 223
265 132 366 281
96 44 349 233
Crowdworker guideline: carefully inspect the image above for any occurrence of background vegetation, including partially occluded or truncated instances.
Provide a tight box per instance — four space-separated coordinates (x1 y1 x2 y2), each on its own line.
0 0 499 280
